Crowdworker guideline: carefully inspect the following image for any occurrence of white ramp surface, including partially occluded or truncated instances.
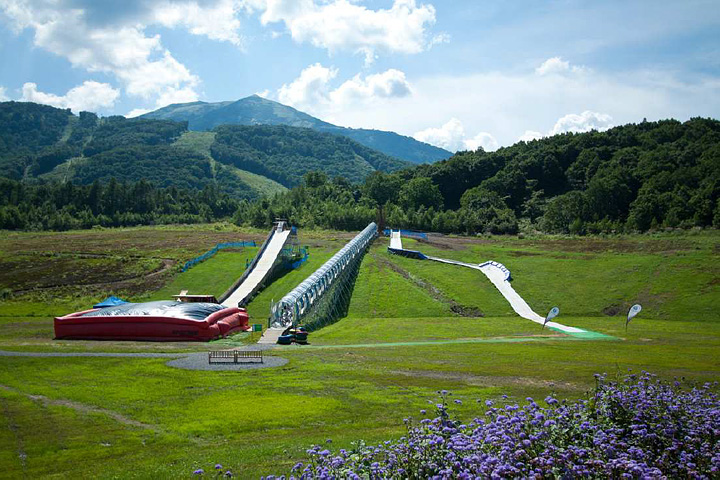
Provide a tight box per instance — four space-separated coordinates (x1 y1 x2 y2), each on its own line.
389 230 403 249
477 263 584 333
221 229 291 308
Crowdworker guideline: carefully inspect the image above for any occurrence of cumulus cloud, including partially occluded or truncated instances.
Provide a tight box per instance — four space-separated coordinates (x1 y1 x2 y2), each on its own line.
126 108 152 118
413 118 497 152
0 86 8 101
536 56 587 76
331 69 412 104
550 110 613 135
21 81 120 112
518 130 544 142
0 1 248 110
256 0 440 63
277 63 412 117
152 0 246 46
317 63 720 150
278 63 338 111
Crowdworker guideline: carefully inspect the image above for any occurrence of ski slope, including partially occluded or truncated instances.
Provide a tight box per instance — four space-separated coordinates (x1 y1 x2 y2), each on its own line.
221 226 291 308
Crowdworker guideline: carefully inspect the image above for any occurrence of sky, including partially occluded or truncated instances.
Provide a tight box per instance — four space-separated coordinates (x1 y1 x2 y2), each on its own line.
0 0 719 152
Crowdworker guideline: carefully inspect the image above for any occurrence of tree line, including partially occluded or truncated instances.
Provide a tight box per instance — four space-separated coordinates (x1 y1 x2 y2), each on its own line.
0 178 238 231
233 117 720 235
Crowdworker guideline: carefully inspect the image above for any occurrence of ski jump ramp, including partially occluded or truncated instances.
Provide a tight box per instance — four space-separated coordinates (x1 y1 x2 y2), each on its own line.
220 221 292 308
387 230 589 335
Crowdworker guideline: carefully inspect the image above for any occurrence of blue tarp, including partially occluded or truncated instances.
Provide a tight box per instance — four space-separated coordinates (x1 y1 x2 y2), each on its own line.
93 296 128 309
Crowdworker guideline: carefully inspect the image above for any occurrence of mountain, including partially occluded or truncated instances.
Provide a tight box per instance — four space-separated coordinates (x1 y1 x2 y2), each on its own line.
141 95 452 164
0 101 408 198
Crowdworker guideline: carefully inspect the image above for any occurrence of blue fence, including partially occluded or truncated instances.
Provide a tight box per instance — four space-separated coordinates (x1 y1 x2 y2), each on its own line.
181 241 257 272
291 248 310 269
382 228 428 240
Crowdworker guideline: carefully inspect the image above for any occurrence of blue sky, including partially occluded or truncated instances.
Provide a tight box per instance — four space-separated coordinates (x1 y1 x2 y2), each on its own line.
1 0 718 151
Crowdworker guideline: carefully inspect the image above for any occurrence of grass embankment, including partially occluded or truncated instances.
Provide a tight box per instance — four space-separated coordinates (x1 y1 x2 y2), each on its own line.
0 227 717 478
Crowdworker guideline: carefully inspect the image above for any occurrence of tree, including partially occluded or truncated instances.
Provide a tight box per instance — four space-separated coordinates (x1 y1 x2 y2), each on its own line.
363 172 401 229
398 177 443 211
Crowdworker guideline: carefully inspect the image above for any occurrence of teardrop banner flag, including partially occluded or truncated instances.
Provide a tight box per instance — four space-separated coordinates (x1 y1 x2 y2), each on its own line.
543 307 560 329
626 304 642 330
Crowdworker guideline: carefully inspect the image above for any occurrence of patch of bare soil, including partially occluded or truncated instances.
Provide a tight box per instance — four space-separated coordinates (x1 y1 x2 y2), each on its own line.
389 370 583 391
6 257 176 294
0 384 156 430
531 237 696 255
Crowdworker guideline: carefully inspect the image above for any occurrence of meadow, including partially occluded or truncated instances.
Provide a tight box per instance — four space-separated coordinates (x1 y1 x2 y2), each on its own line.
0 225 717 478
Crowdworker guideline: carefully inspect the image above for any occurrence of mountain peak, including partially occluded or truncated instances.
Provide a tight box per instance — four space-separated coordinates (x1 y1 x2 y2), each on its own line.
141 97 451 164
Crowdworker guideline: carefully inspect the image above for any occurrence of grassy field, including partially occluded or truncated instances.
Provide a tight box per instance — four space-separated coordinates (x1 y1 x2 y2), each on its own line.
0 226 717 478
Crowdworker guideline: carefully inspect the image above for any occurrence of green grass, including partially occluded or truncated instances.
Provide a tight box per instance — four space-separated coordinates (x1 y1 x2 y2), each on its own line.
0 228 718 478
142 248 258 301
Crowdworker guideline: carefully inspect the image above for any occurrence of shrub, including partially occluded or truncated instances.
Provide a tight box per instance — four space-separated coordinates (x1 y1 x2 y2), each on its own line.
266 372 719 479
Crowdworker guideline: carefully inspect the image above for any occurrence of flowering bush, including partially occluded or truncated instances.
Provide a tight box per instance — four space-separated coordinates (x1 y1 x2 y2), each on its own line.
193 463 233 477
265 372 719 479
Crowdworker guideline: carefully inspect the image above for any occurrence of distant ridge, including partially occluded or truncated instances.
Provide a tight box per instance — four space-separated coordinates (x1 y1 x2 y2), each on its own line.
141 95 452 164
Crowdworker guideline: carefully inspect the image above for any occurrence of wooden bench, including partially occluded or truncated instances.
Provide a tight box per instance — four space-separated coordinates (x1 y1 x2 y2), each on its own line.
208 350 263 364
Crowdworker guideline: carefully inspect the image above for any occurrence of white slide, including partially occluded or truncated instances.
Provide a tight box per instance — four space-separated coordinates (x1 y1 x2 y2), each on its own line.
221 228 291 308
388 231 585 334
389 230 403 250
477 263 585 333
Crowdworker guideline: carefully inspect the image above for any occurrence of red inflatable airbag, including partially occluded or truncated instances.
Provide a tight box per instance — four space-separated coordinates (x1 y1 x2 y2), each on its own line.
54 306 249 341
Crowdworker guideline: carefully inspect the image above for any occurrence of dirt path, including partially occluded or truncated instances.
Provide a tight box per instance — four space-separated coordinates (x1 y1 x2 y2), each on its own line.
0 384 156 430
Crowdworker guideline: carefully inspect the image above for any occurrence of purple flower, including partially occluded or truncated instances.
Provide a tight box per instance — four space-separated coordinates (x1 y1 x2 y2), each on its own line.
193 469 204 475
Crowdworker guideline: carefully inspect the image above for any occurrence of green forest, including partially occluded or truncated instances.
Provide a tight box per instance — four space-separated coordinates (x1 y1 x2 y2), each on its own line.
233 117 720 235
0 101 406 197
0 177 238 230
0 100 718 235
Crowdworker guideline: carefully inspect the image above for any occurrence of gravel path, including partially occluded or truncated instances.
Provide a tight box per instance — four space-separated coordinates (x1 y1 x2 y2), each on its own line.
0 348 289 371
167 352 288 371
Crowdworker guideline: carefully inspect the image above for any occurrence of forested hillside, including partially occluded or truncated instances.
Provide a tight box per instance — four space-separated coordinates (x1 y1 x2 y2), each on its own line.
0 101 405 197
211 124 408 187
1 100 717 235
234 118 720 234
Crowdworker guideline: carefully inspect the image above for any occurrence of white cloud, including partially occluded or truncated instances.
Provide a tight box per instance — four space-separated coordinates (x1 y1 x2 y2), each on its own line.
318 67 720 150
255 89 270 98
153 0 245 47
550 111 613 135
257 0 440 63
330 69 411 104
413 118 497 152
464 131 498 152
0 1 243 110
277 63 412 117
153 85 200 108
21 81 120 112
277 63 338 112
0 86 8 101
518 130 544 142
536 56 587 76
126 108 151 118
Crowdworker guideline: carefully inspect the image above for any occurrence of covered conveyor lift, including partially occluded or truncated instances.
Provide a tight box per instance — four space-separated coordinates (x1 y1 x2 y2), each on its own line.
219 220 294 308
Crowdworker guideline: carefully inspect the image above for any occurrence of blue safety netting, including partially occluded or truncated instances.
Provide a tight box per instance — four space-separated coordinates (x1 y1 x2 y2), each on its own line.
382 228 428 239
182 241 257 272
